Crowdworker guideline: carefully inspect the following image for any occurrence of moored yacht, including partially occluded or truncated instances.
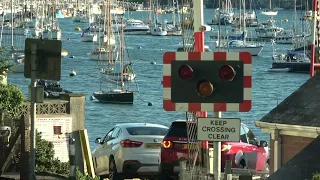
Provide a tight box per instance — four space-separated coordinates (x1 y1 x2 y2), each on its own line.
255 19 283 38
216 40 264 56
124 19 150 35
87 47 119 61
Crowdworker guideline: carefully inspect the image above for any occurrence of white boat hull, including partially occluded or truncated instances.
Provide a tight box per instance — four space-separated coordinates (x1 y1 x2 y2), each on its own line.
87 52 119 61
218 46 264 56
167 30 182 36
261 11 278 16
151 29 167 36
106 73 136 81
81 34 97 42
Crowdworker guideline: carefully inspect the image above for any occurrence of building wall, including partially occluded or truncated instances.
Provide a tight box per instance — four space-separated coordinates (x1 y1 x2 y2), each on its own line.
269 134 314 174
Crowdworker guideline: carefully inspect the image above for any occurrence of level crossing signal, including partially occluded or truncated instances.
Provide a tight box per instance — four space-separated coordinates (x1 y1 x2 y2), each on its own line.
162 52 252 112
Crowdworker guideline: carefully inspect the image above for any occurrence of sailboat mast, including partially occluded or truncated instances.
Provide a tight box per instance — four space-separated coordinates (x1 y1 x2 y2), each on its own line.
103 0 107 36
11 0 14 50
172 0 175 26
106 0 111 63
269 0 271 10
52 0 54 29
0 1 6 47
242 0 246 30
121 21 124 91
149 0 152 23
293 0 296 32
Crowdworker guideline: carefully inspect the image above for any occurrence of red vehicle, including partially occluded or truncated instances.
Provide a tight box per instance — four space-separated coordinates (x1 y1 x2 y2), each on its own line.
159 120 269 179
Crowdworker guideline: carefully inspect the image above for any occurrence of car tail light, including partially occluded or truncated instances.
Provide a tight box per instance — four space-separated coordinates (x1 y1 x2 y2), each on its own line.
161 140 172 148
120 139 143 148
221 144 232 152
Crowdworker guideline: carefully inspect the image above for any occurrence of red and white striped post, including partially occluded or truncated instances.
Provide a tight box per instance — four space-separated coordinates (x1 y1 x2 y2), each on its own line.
193 0 221 178
311 0 320 77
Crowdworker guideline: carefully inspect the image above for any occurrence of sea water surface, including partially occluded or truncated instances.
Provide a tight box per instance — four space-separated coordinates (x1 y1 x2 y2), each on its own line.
7 9 310 149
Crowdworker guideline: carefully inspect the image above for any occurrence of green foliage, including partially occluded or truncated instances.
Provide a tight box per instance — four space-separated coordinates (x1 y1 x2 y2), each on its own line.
35 131 70 175
12 132 70 176
0 84 25 119
313 172 320 180
0 47 13 74
75 167 100 180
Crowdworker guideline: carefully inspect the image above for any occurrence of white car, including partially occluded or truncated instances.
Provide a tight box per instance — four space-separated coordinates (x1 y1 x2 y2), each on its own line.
92 123 169 180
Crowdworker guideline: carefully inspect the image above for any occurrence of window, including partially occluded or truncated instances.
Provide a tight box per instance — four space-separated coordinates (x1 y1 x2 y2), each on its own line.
53 126 62 135
240 125 248 143
243 125 257 145
103 128 114 142
126 127 168 136
166 122 197 139
111 127 121 139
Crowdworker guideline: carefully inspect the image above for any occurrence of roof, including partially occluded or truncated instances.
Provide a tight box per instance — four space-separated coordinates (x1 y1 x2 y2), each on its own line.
259 75 320 127
268 135 320 180
115 123 168 129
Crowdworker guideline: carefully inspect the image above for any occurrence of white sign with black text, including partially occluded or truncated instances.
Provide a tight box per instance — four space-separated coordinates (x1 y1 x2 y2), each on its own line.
197 118 241 142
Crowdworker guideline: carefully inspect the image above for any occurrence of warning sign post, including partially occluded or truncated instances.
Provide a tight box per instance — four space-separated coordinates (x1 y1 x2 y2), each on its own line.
197 118 241 142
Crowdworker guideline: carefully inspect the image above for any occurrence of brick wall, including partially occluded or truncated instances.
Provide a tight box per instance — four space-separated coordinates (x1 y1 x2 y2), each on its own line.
269 135 314 174
281 135 314 165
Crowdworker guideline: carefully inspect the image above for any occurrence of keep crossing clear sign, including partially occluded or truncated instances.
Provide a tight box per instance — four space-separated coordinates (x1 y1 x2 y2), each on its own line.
197 118 241 142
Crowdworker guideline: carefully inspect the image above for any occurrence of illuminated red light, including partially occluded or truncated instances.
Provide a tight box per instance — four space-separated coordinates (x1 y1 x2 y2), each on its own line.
178 65 194 80
219 65 236 81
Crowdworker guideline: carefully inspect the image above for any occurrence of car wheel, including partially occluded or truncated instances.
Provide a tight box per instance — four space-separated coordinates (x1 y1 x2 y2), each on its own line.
109 157 123 180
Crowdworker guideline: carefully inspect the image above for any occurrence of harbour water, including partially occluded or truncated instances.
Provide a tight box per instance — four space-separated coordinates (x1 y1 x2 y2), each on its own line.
6 9 310 149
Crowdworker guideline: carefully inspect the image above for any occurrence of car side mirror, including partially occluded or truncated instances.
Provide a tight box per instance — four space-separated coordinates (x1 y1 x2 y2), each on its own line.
95 137 101 144
260 140 268 147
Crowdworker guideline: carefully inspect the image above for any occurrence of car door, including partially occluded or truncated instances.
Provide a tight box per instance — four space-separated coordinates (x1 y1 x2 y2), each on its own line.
244 126 268 170
242 124 261 169
234 125 248 166
101 127 121 174
96 128 114 174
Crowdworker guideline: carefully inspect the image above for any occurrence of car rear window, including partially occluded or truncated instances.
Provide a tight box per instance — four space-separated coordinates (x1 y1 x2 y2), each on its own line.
126 127 168 136
166 122 198 139
166 122 188 137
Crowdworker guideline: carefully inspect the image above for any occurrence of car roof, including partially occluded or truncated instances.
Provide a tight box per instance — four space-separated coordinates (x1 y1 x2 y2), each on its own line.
115 123 168 129
172 119 245 125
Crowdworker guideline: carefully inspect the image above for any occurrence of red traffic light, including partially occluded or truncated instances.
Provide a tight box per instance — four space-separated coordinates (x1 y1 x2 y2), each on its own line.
197 80 214 97
178 65 194 80
219 65 236 81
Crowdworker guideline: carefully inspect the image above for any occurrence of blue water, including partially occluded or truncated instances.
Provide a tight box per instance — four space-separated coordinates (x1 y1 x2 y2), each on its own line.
7 9 310 150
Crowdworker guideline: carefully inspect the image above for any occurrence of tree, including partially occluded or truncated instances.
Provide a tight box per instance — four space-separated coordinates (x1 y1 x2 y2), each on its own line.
0 84 25 124
0 47 13 85
0 47 24 124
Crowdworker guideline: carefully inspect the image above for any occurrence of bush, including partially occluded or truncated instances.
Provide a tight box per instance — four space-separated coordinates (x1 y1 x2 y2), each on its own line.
0 84 25 120
0 47 12 74
76 167 100 180
12 131 70 176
